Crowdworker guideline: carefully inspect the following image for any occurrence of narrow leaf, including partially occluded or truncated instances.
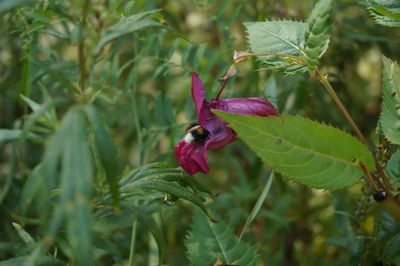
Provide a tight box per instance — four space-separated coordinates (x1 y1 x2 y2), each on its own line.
0 129 39 143
130 179 214 221
214 111 375 189
381 57 400 144
45 107 94 266
137 212 165 265
84 105 120 209
304 0 332 70
119 164 213 196
0 0 36 14
239 172 274 240
11 223 34 244
95 10 162 53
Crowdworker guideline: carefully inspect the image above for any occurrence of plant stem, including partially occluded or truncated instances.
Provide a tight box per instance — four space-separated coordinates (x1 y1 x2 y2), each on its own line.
216 52 306 99
315 69 393 195
215 78 229 100
315 70 367 146
78 0 90 94
234 53 307 65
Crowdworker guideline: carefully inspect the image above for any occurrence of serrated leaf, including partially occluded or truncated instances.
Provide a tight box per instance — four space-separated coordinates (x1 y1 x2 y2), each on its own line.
304 0 332 70
84 105 121 209
244 20 307 75
381 57 400 144
95 10 162 53
214 111 375 189
264 75 278 109
185 209 260 266
386 150 400 179
367 0 400 27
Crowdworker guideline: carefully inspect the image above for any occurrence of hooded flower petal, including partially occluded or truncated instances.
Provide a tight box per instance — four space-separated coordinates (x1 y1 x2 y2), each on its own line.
191 73 210 125
174 140 209 174
175 72 278 174
212 97 278 117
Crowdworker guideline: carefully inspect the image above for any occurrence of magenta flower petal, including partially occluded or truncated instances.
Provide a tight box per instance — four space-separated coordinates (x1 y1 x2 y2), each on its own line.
174 140 209 174
191 73 210 125
174 72 278 175
213 97 278 117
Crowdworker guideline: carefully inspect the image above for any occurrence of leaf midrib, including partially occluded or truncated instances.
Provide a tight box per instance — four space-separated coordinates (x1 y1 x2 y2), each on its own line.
226 115 360 168
208 222 230 263
259 27 305 56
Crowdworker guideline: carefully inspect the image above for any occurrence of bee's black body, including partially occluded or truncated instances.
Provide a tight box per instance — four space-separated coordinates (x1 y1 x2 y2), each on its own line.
184 123 210 144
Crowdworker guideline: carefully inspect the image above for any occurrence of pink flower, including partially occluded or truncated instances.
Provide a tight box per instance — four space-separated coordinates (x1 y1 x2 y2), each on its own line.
174 73 278 175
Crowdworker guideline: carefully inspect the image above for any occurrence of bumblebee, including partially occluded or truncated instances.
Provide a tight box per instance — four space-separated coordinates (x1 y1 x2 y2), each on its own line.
184 123 210 144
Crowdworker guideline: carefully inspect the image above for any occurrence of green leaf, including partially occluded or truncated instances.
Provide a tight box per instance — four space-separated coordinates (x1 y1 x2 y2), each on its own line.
11 223 34 244
119 163 213 197
127 179 215 221
0 0 36 14
0 129 39 143
0 256 64 266
367 0 400 27
95 10 162 53
383 232 400 264
84 105 121 210
118 164 214 224
214 111 375 189
304 0 332 70
136 211 165 265
47 107 93 266
263 75 279 109
24 107 94 265
386 150 400 179
239 172 274 240
381 57 400 144
185 209 260 266
244 20 307 75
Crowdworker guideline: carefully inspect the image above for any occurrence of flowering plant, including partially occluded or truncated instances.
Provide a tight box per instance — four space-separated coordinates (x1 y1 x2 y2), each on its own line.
174 73 278 174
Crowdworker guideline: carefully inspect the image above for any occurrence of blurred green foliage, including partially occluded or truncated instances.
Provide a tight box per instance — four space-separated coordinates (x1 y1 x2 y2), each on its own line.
0 0 400 265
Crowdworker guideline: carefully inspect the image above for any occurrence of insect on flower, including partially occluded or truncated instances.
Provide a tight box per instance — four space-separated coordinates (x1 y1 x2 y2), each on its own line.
174 72 278 175
184 123 210 145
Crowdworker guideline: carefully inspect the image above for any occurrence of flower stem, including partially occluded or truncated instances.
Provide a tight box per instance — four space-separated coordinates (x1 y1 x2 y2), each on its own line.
215 78 229 100
216 52 306 99
234 53 307 65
